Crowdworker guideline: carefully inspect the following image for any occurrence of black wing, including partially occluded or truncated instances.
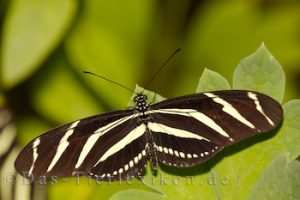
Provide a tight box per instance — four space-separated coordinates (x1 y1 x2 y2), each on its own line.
148 90 283 167
15 110 147 181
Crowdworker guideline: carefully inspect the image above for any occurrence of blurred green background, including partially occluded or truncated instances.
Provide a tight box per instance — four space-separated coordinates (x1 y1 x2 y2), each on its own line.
0 0 300 199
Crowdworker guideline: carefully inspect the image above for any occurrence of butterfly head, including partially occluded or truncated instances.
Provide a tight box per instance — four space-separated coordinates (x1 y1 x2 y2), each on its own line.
134 94 148 112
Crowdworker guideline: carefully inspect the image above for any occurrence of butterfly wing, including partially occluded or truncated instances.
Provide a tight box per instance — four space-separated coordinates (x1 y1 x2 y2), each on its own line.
148 90 283 167
15 110 147 181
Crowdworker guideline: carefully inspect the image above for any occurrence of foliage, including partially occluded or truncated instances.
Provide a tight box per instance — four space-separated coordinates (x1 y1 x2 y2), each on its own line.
108 45 300 200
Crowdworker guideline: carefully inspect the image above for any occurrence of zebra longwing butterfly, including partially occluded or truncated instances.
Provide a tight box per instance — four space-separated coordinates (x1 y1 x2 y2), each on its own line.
15 90 283 181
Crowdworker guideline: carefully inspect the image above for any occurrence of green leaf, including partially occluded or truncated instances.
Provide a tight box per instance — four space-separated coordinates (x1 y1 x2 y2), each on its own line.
192 98 300 200
248 154 300 200
163 47 300 199
116 49 300 200
109 189 162 200
247 154 292 200
1 0 76 88
288 160 300 200
197 68 230 92
233 43 285 103
274 100 300 162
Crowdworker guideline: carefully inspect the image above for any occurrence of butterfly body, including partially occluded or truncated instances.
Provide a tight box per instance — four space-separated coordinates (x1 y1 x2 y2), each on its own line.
15 90 283 181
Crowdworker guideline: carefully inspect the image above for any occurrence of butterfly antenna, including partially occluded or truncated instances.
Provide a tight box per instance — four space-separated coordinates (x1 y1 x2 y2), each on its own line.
144 48 181 91
83 71 136 94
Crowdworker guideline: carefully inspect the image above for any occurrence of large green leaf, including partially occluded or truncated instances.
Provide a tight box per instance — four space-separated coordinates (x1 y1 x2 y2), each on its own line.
233 44 285 103
248 154 300 200
1 0 76 88
106 45 300 200
273 100 300 162
247 154 299 200
197 68 230 92
197 49 298 199
249 154 290 200
197 93 299 199
288 160 300 200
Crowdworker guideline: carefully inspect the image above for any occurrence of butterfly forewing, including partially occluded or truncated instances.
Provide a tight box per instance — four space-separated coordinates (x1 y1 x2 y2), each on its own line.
150 90 282 143
14 110 145 179
148 90 283 167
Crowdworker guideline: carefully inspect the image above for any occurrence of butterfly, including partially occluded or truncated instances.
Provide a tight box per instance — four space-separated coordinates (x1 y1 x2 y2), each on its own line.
15 89 283 181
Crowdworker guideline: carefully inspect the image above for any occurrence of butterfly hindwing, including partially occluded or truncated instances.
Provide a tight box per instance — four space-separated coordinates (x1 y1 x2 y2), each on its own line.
90 130 148 181
149 125 223 167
